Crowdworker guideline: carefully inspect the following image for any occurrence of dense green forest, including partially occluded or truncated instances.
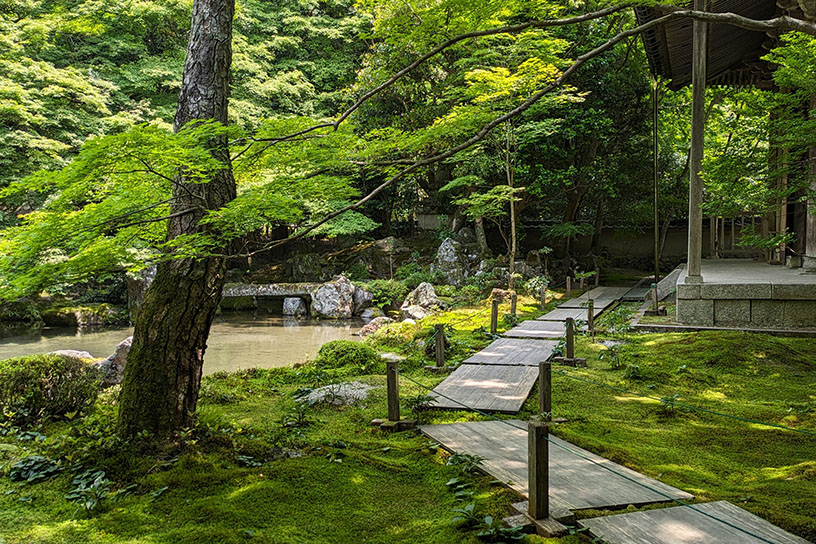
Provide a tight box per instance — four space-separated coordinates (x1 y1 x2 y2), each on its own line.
2 0 815 301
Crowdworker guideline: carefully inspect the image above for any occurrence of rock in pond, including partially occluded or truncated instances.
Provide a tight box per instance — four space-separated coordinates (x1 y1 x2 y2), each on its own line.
400 283 445 320
352 285 373 316
282 297 308 316
312 275 355 318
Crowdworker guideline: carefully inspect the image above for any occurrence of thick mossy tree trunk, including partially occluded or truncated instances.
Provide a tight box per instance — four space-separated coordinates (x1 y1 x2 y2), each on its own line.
117 0 236 438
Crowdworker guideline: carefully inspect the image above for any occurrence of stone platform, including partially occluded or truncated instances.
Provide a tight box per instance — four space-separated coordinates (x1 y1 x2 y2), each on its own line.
676 260 816 328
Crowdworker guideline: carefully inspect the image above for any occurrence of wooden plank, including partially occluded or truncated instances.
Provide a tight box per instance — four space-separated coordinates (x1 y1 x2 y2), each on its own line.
429 366 539 413
463 338 557 366
505 320 567 339
579 501 812 544
537 307 602 321
420 420 693 511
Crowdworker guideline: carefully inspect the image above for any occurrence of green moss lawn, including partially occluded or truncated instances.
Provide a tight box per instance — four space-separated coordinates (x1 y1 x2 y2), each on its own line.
1 295 813 543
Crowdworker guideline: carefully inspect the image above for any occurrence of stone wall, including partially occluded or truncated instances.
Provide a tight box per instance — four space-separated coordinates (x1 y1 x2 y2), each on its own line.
676 278 816 329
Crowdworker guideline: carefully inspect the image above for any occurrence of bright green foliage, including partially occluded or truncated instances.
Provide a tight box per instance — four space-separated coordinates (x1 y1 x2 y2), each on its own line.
0 354 100 424
315 339 382 373
360 278 408 309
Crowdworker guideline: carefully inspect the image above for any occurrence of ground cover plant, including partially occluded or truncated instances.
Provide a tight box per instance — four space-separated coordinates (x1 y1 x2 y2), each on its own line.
0 295 814 543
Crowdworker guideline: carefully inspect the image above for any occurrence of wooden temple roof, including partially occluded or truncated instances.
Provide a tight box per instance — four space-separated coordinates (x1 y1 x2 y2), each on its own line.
634 1 807 91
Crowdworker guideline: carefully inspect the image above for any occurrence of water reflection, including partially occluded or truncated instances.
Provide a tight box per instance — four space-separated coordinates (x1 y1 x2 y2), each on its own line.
0 312 363 375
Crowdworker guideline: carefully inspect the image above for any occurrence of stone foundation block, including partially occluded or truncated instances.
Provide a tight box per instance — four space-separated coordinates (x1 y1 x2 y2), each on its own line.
676 298 714 326
750 300 785 328
713 300 751 326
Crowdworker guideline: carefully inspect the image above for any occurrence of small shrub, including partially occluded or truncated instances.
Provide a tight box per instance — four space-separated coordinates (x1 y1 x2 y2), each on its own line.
9 455 61 483
623 364 644 380
0 354 100 424
65 470 112 514
315 340 382 373
457 285 482 305
523 275 550 297
360 279 409 310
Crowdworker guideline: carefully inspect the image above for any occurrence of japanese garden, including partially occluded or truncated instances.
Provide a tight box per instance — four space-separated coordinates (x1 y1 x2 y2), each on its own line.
0 0 815 542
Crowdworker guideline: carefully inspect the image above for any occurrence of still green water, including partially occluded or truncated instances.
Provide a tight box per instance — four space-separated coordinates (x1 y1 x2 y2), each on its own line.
0 312 362 374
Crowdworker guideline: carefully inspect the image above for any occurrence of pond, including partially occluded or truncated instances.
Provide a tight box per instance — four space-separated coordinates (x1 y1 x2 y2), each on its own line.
0 312 364 374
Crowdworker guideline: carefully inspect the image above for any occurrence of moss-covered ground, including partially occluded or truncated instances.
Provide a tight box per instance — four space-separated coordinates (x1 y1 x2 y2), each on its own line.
0 295 814 543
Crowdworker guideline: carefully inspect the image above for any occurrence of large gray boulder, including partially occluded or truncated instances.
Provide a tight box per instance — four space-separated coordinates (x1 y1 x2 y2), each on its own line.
401 305 433 321
432 238 470 286
48 350 95 361
282 297 307 316
401 282 446 312
91 336 131 388
352 286 373 316
356 316 393 337
312 275 355 318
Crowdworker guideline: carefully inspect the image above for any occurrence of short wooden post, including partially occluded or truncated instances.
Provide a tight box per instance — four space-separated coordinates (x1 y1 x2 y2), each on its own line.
651 282 659 311
540 286 548 309
386 360 400 422
579 277 585 290
510 292 518 315
565 317 575 359
587 299 595 335
434 324 445 367
490 299 499 334
594 268 600 288
528 421 549 520
538 361 551 418
566 276 572 297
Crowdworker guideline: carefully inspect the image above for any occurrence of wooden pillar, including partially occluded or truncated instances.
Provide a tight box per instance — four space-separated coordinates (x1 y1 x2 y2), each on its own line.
510 292 518 315
805 93 816 272
386 360 400 422
538 361 551 418
730 217 735 250
566 276 572 297
710 216 717 257
594 268 600 288
527 421 549 520
434 324 445 367
540 286 548 309
587 299 595 335
686 0 707 283
653 77 661 283
490 299 499 334
565 317 575 359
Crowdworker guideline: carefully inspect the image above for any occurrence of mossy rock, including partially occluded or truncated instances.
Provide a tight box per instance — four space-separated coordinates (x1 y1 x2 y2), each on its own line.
41 303 127 327
219 296 257 312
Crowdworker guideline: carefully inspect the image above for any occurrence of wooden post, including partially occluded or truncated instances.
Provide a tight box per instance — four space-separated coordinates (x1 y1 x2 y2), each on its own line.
434 323 445 367
540 286 548 309
565 317 575 359
510 292 518 315
528 421 549 520
538 361 551 418
579 277 585 290
386 360 400 422
686 0 707 283
490 299 499 334
566 276 572 297
594 268 600 288
587 299 595 335
651 283 659 311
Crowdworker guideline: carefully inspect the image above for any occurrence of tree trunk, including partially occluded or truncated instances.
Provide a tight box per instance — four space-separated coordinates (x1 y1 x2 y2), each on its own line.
474 216 490 256
506 124 517 291
118 0 236 438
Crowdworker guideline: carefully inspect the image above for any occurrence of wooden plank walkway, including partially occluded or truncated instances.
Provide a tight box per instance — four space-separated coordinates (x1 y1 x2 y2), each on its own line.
579 501 812 544
420 420 693 511
536 307 601 322
429 366 540 413
504 320 567 339
559 286 631 309
463 338 558 366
